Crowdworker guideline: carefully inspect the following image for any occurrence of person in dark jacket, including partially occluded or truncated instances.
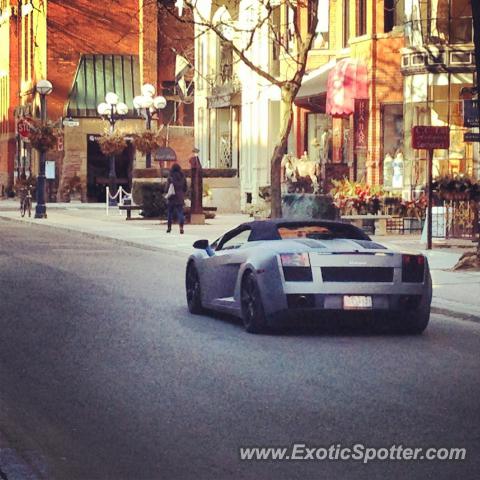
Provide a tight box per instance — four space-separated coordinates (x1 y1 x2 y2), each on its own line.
166 163 187 234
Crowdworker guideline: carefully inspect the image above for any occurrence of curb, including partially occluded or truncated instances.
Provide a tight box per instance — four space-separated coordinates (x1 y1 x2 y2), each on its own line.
0 214 187 258
431 306 480 324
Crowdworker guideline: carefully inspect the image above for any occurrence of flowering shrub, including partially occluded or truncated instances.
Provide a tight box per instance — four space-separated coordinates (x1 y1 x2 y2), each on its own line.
330 178 384 214
399 194 427 219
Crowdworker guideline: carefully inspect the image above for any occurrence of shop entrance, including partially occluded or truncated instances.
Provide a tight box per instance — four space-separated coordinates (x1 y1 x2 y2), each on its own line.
86 135 133 202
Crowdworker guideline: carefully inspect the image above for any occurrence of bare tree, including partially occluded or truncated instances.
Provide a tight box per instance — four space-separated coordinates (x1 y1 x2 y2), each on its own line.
158 0 319 217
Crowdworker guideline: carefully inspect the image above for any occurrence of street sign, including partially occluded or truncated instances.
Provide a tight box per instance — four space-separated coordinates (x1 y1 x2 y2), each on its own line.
464 132 480 142
463 100 480 127
17 118 32 138
412 126 450 150
62 118 80 127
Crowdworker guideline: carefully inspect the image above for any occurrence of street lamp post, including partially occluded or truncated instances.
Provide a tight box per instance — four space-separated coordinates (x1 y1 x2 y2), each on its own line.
133 84 167 168
97 92 128 202
35 79 53 219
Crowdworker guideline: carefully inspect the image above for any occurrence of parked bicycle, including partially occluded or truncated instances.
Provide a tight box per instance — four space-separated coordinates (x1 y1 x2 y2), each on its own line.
20 186 33 218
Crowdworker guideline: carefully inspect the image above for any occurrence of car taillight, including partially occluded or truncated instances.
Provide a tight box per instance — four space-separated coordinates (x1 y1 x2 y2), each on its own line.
280 253 313 281
402 254 425 283
280 253 310 267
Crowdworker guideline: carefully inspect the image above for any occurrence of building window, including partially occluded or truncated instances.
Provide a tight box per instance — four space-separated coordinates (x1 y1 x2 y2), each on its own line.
218 40 233 84
449 0 473 44
356 0 367 36
385 0 395 32
270 6 281 76
161 81 194 127
343 0 350 47
409 0 472 46
306 113 332 164
403 72 476 185
382 104 404 189
311 0 329 49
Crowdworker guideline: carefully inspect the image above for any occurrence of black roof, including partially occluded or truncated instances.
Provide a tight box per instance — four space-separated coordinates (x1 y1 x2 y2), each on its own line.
236 219 370 242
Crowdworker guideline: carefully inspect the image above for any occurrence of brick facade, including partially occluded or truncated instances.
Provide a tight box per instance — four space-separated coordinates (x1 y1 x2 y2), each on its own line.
1 0 194 199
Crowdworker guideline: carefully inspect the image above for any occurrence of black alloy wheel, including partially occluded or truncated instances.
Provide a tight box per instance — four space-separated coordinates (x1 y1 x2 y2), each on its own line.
240 272 268 334
186 263 203 314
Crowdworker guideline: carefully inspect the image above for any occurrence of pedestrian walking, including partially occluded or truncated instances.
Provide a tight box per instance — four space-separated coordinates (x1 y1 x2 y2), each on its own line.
165 163 187 234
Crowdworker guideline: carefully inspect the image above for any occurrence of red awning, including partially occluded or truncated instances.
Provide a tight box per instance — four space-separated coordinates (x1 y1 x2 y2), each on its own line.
326 59 368 117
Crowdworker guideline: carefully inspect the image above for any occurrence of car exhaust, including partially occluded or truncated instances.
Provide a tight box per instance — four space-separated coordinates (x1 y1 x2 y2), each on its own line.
287 294 315 309
297 295 309 307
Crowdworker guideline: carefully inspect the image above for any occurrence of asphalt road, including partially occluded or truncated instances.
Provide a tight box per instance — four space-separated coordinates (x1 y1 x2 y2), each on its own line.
0 219 479 480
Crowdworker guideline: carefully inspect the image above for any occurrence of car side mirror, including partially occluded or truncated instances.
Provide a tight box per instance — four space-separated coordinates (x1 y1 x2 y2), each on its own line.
193 239 210 250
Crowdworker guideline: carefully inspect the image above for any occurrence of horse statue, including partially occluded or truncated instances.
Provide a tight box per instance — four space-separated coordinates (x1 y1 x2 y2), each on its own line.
281 153 320 194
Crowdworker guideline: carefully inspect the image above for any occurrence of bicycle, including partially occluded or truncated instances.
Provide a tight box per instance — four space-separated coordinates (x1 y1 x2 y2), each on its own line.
20 186 33 218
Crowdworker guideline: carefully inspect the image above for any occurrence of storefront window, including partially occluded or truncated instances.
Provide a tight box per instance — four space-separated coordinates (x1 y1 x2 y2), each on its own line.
404 72 477 188
382 104 404 189
306 113 332 164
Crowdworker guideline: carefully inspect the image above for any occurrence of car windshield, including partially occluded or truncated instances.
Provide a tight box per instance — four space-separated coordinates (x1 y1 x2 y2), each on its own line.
277 223 368 241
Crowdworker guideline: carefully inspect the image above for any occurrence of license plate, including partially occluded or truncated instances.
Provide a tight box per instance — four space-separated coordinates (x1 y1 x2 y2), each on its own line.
343 295 372 310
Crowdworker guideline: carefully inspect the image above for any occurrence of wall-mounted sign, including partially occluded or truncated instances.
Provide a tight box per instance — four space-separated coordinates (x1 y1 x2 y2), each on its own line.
63 118 80 127
412 126 450 150
464 132 480 142
207 94 232 109
463 100 480 128
354 99 369 151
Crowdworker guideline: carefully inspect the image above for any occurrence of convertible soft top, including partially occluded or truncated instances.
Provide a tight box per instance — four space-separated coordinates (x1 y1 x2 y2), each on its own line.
238 219 370 242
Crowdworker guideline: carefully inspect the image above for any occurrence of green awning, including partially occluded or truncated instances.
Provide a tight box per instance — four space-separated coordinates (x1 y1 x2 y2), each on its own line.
66 54 140 117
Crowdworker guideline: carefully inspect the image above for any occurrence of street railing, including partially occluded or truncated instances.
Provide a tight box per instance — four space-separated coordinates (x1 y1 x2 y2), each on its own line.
105 186 132 215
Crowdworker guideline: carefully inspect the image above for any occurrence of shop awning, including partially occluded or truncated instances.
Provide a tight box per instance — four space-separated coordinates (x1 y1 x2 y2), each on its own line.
296 60 337 101
326 58 368 117
66 54 141 117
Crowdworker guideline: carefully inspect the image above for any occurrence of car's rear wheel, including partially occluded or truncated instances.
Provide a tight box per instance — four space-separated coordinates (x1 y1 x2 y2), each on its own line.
399 307 430 334
186 263 203 314
388 306 430 334
241 272 268 334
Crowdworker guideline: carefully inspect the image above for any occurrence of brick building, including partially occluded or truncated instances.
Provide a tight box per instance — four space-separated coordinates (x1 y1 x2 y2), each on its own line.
0 0 193 201
294 0 406 190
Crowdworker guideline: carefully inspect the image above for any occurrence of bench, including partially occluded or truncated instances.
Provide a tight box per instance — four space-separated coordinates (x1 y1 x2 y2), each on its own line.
118 204 143 220
341 214 391 236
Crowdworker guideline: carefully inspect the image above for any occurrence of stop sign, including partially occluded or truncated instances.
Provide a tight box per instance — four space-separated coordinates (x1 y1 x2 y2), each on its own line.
17 118 32 138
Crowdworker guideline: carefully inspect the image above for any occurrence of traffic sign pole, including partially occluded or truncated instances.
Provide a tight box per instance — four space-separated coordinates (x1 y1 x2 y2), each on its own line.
427 149 433 250
411 126 450 251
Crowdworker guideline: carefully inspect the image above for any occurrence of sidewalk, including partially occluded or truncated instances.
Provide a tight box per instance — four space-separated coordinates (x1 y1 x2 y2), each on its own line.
1 199 479 322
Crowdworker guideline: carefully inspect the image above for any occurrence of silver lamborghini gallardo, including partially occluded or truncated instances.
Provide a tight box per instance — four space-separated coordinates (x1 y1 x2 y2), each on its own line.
185 220 432 334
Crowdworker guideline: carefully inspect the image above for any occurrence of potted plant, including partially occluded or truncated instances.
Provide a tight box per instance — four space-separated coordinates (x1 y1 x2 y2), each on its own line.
97 131 127 156
61 174 83 202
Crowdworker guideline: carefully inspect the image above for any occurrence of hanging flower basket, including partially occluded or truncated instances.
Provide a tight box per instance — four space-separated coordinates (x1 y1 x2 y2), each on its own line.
28 119 61 152
433 175 480 202
97 131 127 156
132 129 163 155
